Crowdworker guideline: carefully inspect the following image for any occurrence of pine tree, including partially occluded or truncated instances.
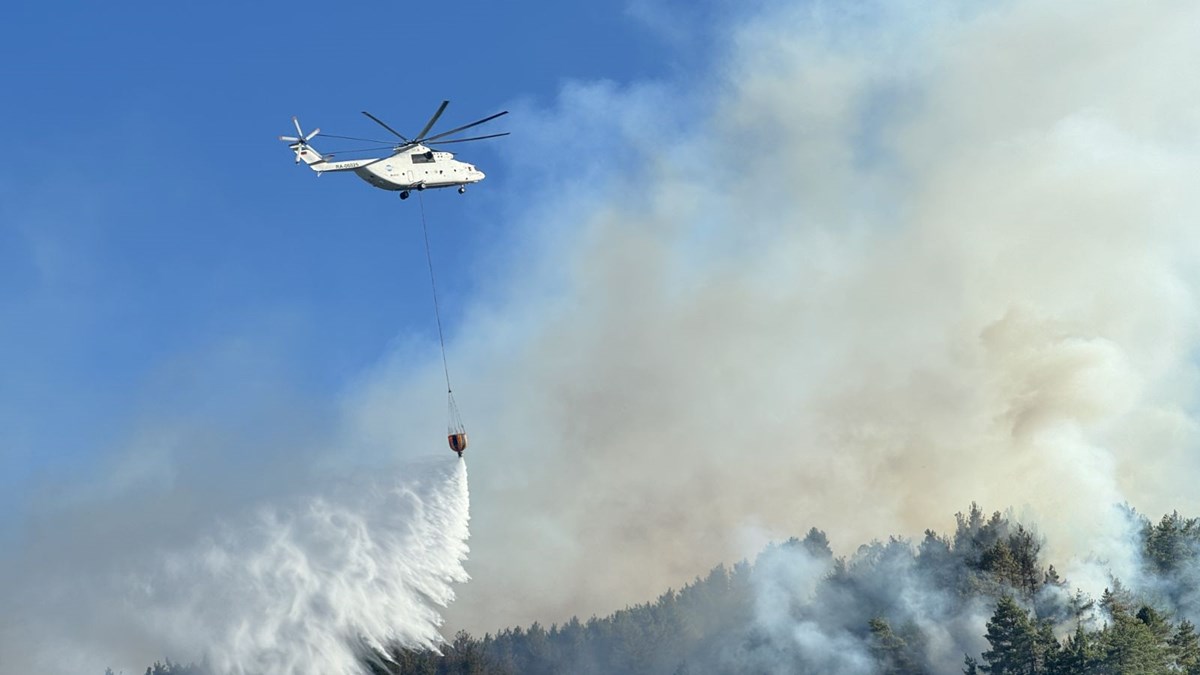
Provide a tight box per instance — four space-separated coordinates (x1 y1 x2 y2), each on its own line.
980 594 1037 674
1043 565 1063 587
446 630 490 675
1099 582 1134 619
869 617 922 675
1052 623 1097 675
1008 526 1043 597
1032 619 1060 674
1100 607 1172 675
981 541 1021 589
1170 619 1200 675
800 527 833 560
1143 512 1200 575
1136 606 1172 644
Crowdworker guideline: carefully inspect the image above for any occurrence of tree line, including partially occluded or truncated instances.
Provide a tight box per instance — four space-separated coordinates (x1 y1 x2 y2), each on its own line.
116 507 1200 674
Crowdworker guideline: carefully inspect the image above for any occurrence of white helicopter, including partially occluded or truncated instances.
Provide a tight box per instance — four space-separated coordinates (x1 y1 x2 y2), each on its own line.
280 101 508 199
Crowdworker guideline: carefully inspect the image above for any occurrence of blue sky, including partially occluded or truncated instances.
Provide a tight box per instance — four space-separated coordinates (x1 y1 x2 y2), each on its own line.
0 0 722 534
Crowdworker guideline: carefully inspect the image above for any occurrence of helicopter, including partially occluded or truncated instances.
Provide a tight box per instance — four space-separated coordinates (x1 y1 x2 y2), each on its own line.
280 101 508 200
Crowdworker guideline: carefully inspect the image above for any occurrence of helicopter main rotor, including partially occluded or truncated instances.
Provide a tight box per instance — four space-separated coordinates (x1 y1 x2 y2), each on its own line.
358 101 510 152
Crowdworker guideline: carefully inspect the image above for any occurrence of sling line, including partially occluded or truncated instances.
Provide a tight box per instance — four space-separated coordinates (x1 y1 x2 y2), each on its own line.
418 191 453 395
417 193 467 451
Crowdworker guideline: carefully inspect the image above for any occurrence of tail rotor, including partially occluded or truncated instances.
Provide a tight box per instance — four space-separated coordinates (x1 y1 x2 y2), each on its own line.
280 116 320 162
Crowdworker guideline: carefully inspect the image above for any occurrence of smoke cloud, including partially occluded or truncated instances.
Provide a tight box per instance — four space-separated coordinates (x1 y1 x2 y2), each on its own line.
342 0 1200 633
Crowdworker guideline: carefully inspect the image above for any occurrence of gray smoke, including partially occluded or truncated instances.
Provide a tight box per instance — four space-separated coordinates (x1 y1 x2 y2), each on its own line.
737 535 992 675
337 0 1200 634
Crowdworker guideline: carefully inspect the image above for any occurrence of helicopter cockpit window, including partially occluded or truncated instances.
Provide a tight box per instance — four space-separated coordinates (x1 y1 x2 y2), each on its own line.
411 152 435 164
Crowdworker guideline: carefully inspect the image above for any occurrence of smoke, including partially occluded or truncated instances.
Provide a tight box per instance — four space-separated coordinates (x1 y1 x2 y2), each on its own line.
1 458 470 675
742 540 879 675
340 0 1200 633
735 536 993 675
5 0 1200 670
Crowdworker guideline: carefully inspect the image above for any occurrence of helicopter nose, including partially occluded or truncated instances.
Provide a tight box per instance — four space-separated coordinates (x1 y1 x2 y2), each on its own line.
470 169 486 182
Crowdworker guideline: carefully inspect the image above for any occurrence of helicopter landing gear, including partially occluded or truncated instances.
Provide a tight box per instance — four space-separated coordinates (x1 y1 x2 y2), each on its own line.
400 191 410 200
416 184 426 191
458 186 466 195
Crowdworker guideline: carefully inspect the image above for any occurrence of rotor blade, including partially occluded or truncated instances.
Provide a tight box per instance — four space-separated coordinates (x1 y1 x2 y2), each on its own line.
428 132 510 145
292 116 303 137
304 127 320 141
361 111 410 142
321 145 395 154
279 135 302 142
421 110 509 144
320 133 393 144
413 100 450 142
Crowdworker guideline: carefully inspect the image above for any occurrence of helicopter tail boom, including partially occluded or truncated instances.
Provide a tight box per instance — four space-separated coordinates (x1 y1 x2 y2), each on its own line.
291 143 326 168
282 117 379 173
288 142 378 173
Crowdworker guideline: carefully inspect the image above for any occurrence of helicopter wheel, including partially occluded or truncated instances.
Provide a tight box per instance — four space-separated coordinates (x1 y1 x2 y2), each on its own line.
400 191 410 200
458 186 466 195
416 184 426 191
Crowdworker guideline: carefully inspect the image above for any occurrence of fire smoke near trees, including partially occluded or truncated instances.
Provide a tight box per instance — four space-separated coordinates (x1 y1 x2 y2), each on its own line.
418 0 1200 633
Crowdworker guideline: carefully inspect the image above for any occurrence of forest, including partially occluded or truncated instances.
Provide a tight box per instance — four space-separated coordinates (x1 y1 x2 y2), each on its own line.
121 506 1200 675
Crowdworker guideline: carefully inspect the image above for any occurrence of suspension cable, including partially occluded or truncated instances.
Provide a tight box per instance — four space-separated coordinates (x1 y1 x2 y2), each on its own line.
417 192 453 394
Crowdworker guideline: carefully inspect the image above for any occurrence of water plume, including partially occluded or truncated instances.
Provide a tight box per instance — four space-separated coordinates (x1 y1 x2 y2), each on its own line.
2 457 470 675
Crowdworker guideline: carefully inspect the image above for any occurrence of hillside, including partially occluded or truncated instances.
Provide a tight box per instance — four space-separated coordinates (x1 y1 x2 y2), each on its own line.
122 505 1200 675
380 505 1200 675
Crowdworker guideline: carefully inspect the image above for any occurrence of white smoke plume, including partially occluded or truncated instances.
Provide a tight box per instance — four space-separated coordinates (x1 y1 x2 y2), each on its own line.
1 458 469 675
743 541 881 675
336 0 1200 635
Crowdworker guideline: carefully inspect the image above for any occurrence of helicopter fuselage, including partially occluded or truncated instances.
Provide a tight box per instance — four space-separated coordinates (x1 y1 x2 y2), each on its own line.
302 144 484 192
357 146 485 191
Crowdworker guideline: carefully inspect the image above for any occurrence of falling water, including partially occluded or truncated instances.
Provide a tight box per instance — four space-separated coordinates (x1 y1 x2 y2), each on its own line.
30 458 472 675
